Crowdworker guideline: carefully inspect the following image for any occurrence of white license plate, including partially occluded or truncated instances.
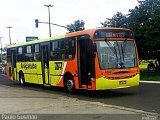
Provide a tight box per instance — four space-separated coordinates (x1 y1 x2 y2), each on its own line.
119 81 126 85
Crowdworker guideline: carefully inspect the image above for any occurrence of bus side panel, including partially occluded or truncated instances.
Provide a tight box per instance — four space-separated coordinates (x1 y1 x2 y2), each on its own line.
14 68 17 80
16 62 43 84
57 59 79 89
49 61 65 86
49 59 79 89
16 62 26 81
37 62 43 84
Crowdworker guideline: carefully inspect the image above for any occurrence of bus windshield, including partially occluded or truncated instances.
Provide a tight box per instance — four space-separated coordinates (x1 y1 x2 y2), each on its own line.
96 40 137 69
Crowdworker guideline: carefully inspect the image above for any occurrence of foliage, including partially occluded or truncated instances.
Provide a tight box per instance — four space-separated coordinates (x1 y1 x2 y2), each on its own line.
66 20 85 33
129 0 160 60
140 71 160 81
101 12 128 28
101 0 160 61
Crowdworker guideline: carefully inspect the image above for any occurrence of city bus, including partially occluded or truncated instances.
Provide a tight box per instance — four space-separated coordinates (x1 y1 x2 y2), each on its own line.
6 28 140 93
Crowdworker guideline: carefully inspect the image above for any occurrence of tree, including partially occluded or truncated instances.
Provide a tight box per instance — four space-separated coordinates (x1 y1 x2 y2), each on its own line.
101 12 128 28
101 0 160 62
128 0 160 61
66 20 85 33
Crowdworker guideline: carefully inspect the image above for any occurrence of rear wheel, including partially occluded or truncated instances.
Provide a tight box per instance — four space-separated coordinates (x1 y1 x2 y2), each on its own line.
19 73 25 85
64 75 75 94
147 64 155 71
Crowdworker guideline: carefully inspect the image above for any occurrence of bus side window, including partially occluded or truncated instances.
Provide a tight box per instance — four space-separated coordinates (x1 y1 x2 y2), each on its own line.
50 37 76 61
25 45 34 62
51 41 59 60
17 47 25 62
68 38 76 59
34 44 40 61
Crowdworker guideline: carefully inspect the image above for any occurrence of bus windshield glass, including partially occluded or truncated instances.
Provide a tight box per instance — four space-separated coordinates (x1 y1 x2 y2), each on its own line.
96 40 137 69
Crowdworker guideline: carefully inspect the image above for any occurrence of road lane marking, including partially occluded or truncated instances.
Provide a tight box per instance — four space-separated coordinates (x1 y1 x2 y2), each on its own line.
141 81 160 84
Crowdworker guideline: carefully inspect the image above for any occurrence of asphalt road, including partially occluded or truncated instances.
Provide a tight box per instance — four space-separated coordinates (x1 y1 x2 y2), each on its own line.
75 83 160 114
0 74 160 114
1 74 149 120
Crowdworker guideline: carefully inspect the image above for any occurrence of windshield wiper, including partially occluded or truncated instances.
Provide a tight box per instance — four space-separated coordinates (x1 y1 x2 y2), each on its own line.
122 39 128 53
121 44 124 61
116 41 122 63
121 39 128 62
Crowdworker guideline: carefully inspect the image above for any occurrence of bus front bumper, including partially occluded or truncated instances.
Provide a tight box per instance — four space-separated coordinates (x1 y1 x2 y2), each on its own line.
96 74 140 90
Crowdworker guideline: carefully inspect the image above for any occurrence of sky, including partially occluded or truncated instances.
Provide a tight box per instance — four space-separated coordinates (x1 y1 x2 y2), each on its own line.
0 0 139 47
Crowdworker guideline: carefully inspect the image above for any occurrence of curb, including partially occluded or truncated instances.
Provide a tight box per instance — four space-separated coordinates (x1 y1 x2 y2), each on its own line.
88 101 159 115
140 81 160 84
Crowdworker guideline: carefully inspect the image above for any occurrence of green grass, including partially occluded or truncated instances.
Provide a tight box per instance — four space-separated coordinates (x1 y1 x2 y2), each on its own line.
140 71 160 81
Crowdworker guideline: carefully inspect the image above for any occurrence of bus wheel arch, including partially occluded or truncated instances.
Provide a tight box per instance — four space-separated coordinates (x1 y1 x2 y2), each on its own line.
19 71 25 85
64 72 75 94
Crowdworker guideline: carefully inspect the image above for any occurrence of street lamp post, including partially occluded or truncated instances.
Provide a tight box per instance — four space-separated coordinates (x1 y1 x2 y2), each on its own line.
0 37 2 63
44 4 53 37
6 26 13 44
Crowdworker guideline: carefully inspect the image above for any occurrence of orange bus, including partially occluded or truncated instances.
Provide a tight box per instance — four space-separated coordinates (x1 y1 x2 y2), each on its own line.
6 28 139 93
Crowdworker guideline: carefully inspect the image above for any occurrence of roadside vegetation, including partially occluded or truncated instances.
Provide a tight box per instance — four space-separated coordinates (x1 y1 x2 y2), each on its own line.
140 71 160 81
101 0 160 71
140 60 160 81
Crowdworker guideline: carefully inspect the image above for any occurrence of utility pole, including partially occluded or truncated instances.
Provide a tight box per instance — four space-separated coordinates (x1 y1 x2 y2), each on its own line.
6 26 13 44
44 4 53 37
0 37 2 63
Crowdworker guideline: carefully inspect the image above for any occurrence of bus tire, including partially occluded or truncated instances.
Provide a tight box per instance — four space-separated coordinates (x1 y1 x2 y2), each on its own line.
64 75 75 94
19 73 25 85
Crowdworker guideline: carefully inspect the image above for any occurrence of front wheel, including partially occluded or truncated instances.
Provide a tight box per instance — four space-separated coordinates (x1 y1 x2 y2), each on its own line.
64 76 75 94
19 73 25 85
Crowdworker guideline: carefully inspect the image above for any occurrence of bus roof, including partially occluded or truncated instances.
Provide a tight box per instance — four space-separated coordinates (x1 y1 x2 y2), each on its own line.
7 35 65 48
7 27 132 48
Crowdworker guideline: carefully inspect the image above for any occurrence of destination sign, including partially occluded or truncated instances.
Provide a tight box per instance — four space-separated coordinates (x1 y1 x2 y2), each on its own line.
106 32 125 38
26 36 38 42
94 30 134 38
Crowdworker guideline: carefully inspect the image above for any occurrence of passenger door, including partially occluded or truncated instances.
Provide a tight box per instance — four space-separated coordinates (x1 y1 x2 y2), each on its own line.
41 44 50 85
77 35 95 88
10 49 17 80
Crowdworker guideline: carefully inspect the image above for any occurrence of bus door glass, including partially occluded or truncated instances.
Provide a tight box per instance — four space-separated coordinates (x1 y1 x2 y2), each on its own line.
11 49 16 80
77 35 95 88
41 45 50 85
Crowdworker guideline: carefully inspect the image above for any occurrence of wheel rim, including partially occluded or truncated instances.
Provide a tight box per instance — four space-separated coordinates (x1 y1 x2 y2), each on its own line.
20 76 24 84
149 67 154 71
67 79 74 91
